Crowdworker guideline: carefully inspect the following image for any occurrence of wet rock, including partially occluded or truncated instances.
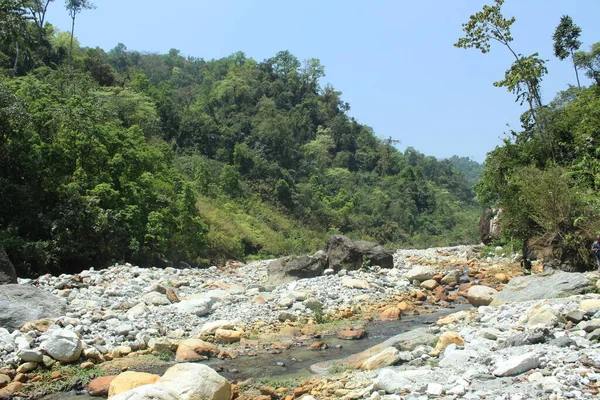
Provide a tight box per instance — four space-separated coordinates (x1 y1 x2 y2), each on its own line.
379 307 401 321
336 329 366 340
87 375 116 397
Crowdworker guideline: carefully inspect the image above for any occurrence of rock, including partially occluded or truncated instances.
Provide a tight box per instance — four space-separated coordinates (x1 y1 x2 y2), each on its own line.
148 337 176 353
491 271 593 306
419 279 439 290
405 266 435 282
341 278 370 289
578 319 600 333
426 383 443 396
156 363 231 400
579 298 600 312
109 385 181 400
430 332 464 356
441 271 458 285
16 362 37 373
336 329 366 340
266 253 327 285
372 368 412 394
175 339 218 363
108 371 161 397
565 310 586 324
521 303 558 327
200 320 238 335
278 312 297 322
143 292 171 306
466 285 498 306
354 240 394 268
0 284 67 331
361 347 401 370
379 307 401 321
493 352 541 377
0 246 17 285
40 329 82 363
325 235 363 271
88 375 116 397
0 375 10 389
165 287 180 303
19 318 56 333
17 348 43 363
214 329 242 344
173 298 212 316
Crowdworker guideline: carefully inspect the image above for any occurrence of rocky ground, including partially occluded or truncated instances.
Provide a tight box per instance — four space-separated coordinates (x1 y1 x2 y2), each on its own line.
0 244 599 399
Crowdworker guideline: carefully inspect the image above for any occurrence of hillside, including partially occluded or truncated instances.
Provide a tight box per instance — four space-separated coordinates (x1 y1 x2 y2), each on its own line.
0 3 479 276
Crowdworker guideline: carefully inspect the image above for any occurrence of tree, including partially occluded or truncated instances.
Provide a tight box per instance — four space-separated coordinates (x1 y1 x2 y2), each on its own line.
25 0 54 39
553 15 582 88
574 42 600 86
64 0 94 63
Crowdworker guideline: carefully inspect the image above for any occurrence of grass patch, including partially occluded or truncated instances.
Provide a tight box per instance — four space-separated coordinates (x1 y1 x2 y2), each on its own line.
26 364 106 396
256 376 302 389
327 363 351 374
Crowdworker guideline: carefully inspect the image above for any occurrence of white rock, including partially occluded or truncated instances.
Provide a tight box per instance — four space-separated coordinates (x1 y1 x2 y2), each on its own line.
156 363 231 400
404 266 435 281
173 298 213 316
426 383 443 396
447 385 466 395
127 303 149 320
467 285 498 307
40 329 82 363
17 348 43 363
109 385 181 400
199 320 239 335
361 347 401 370
373 369 412 394
493 352 540 377
143 292 171 306
341 278 370 289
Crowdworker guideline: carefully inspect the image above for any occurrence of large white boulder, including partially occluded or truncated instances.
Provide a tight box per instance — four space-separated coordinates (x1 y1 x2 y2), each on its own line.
173 298 213 316
405 266 435 282
373 368 412 394
467 285 498 307
110 385 182 400
493 352 540 377
156 363 231 400
40 329 82 363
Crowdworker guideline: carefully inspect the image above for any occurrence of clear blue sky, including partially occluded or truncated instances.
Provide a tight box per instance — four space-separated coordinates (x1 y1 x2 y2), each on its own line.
46 0 600 163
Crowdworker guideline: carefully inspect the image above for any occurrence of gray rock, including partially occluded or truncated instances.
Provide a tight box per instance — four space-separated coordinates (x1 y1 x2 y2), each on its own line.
490 271 593 306
588 328 600 341
373 368 412 394
466 285 498 306
405 266 435 282
173 298 212 316
577 319 600 333
548 336 577 348
565 310 586 324
325 235 363 271
17 348 43 362
266 253 327 285
354 240 394 269
0 245 17 284
0 284 67 331
493 352 541 377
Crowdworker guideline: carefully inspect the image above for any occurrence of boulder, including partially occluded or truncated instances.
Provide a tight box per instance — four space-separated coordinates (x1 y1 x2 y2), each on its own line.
156 363 231 400
405 266 435 282
490 271 593 306
354 240 394 269
214 329 242 344
173 298 212 316
467 285 498 306
380 307 401 321
199 320 239 335
40 329 82 363
87 375 116 397
325 235 363 271
175 339 218 363
336 329 366 340
341 278 370 289
373 369 412 394
430 332 464 356
0 285 66 331
108 371 161 397
266 253 327 285
493 352 541 377
0 246 17 285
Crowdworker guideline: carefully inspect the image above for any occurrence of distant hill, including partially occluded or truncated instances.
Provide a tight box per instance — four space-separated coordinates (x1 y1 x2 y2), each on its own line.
446 156 483 187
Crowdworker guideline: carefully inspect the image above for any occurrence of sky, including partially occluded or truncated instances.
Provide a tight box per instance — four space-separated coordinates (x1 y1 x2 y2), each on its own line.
45 0 600 163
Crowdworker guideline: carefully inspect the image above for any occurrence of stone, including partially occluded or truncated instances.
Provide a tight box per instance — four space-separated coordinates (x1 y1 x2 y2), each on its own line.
336 329 365 340
419 279 439 290
490 271 593 306
148 337 176 353
0 246 17 285
353 240 394 268
40 329 82 363
0 375 10 389
325 235 363 271
199 320 238 335
565 310 586 324
126 303 149 320
341 278 370 289
156 363 231 400
441 271 458 285
522 303 559 327
166 288 180 303
361 347 401 370
379 307 401 321
430 332 464 356
17 349 43 363
19 318 56 333
109 385 181 400
87 375 116 396
16 362 36 373
143 292 171 306
175 339 218 362
493 352 541 377
173 298 212 316
0 284 67 331
426 383 443 396
405 266 435 282
437 310 470 326
466 285 498 306
266 253 327 285
214 329 242 343
108 371 161 397
372 368 411 394
579 298 600 312
578 319 600 333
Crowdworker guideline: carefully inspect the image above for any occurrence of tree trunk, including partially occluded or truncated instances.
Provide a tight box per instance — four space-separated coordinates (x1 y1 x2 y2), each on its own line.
571 50 581 88
69 15 76 64
13 40 19 75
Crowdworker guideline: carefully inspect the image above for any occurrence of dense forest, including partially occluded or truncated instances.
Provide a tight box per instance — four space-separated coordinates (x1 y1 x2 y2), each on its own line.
1 0 482 276
457 0 600 270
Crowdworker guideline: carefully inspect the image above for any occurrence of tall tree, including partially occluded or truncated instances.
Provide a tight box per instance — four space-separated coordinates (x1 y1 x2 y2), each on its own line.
64 0 94 63
553 15 582 88
25 0 53 40
574 43 600 86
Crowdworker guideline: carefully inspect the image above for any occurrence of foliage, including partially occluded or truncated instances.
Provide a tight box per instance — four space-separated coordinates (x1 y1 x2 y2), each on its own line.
553 15 582 87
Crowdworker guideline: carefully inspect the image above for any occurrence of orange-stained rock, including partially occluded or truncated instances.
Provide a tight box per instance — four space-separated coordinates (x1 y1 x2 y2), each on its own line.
108 371 160 397
310 341 328 351
88 375 116 397
380 307 401 321
430 331 465 356
252 295 266 304
336 329 366 340
166 287 180 303
175 338 218 363
397 301 413 312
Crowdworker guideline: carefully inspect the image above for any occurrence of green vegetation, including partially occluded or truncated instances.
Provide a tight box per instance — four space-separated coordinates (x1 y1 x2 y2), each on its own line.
457 0 600 270
0 0 480 276
27 364 106 395
327 363 351 374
